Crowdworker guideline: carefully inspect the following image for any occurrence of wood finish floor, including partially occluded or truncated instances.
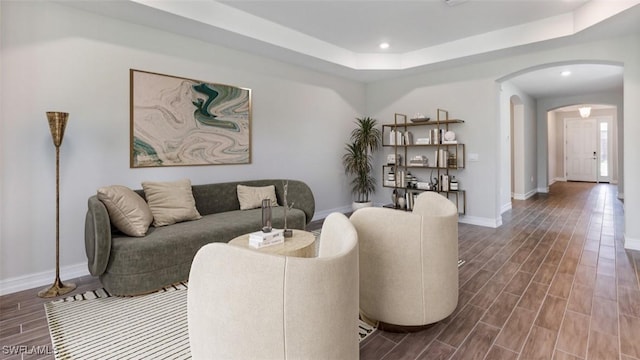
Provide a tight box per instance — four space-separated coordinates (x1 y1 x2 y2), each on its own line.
1 182 638 359
361 182 640 360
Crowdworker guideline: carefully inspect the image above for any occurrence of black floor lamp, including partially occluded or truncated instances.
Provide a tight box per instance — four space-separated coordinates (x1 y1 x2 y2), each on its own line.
38 112 76 298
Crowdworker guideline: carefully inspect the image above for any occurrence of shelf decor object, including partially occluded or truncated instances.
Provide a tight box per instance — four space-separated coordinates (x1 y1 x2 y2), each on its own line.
39 112 76 298
130 69 252 167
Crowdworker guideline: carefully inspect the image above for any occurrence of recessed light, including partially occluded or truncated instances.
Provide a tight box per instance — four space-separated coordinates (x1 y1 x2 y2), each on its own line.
379 42 390 50
561 70 571 77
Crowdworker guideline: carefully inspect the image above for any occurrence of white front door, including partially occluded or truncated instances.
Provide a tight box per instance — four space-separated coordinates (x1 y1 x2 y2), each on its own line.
566 118 597 182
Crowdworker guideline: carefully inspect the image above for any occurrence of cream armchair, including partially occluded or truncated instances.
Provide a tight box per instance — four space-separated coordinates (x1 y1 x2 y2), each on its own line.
350 191 458 327
187 213 359 360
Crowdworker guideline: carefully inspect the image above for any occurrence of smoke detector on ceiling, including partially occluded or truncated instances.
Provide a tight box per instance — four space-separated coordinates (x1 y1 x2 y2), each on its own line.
444 0 469 6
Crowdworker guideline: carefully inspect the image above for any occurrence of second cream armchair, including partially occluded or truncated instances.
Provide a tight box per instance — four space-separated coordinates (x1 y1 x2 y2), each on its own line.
350 191 459 327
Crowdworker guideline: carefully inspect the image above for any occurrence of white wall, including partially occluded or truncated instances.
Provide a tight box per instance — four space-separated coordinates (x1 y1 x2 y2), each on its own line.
547 111 558 184
0 2 365 293
500 82 537 201
367 33 640 237
367 77 502 227
538 91 623 192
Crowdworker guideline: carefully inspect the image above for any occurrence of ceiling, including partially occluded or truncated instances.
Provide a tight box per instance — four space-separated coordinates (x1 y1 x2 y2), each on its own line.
63 0 640 97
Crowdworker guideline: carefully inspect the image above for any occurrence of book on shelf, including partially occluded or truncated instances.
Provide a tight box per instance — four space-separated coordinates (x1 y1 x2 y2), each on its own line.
434 149 449 168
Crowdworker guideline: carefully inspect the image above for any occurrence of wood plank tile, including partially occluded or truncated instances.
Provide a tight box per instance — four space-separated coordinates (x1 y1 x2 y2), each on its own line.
494 307 536 352
566 283 594 315
449 322 499 360
592 275 617 303
587 330 619 360
619 314 640 358
574 264 597 289
437 305 485 348
360 333 396 360
491 261 521 285
380 322 445 359
481 292 519 327
580 249 599 267
484 345 518 360
597 259 616 277
416 340 456 360
535 295 568 332
591 297 618 336
468 280 506 310
461 269 495 294
520 325 558 360
556 310 590 358
553 350 583 360
599 245 616 260
557 256 579 276
503 271 534 296
518 282 549 312
534 263 559 285
548 273 574 299
618 286 640 317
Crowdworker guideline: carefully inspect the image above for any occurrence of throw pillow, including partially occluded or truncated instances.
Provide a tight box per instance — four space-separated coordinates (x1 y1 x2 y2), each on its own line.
97 185 153 237
141 179 202 227
237 185 279 210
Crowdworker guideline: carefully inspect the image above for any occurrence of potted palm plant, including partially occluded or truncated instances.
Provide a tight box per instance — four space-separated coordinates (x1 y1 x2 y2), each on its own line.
342 117 382 210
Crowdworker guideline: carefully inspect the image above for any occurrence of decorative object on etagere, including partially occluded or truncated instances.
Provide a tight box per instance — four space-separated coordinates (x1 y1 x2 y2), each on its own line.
282 180 294 238
39 112 77 298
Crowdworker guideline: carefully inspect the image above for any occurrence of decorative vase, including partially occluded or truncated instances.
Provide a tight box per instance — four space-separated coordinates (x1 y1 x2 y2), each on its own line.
352 201 373 211
261 199 272 233
398 197 406 209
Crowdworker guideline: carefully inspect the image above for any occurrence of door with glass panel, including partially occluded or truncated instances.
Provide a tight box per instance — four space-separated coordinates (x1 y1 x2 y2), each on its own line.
565 117 612 183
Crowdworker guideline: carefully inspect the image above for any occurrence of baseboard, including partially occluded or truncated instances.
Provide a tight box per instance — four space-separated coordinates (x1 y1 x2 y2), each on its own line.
0 262 90 296
459 215 502 228
501 202 512 215
537 187 549 194
513 188 538 200
312 205 353 221
625 234 640 251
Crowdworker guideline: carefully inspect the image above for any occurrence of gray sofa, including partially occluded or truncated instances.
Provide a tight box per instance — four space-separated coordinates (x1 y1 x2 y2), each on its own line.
85 179 315 296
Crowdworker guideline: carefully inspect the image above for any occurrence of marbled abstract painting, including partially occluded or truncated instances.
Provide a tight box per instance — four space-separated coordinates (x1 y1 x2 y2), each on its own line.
130 69 251 167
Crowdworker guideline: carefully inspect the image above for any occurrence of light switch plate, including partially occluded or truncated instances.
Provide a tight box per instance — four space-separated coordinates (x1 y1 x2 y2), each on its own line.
468 153 479 162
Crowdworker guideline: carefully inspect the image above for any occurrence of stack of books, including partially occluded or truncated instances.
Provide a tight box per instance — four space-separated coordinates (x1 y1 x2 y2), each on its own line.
249 229 284 248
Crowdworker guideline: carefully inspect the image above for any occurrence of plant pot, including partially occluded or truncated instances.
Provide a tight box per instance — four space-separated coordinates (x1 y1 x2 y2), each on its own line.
352 201 373 211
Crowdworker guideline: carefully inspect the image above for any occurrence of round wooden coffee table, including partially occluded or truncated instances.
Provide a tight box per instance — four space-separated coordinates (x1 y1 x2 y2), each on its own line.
228 229 316 258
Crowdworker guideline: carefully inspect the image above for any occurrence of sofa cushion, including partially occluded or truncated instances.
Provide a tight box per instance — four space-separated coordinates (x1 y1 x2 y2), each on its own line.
237 184 279 210
97 185 153 237
141 179 202 227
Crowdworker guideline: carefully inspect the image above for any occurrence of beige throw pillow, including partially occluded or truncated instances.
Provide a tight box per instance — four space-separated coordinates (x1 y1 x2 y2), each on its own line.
97 185 153 237
237 185 279 210
141 179 202 227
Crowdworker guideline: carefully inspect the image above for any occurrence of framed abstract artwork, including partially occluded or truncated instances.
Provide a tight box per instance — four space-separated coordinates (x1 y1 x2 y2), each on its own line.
130 69 251 167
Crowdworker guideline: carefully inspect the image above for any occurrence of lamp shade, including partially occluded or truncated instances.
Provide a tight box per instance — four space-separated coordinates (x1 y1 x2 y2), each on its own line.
47 112 69 147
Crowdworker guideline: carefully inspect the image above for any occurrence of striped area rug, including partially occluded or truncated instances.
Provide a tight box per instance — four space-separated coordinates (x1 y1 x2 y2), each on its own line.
45 282 376 359
45 283 190 360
